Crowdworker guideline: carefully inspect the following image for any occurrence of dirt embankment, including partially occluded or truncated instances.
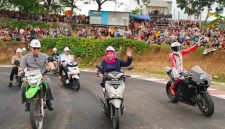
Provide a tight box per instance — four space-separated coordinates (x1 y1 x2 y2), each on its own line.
0 42 27 64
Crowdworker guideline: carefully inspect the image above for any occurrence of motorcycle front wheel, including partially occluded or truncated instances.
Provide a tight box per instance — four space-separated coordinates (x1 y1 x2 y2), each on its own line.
72 78 80 91
30 98 44 129
197 92 214 117
166 80 178 103
112 107 120 129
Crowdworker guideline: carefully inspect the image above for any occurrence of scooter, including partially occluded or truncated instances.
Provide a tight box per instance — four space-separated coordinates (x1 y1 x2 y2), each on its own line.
165 65 214 117
61 62 80 91
96 65 126 129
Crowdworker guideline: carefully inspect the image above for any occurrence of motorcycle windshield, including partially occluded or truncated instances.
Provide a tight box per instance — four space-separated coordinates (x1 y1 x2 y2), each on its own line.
189 66 212 85
106 71 124 80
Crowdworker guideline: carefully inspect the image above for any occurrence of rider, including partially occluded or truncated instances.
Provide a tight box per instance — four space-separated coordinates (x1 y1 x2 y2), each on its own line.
8 48 24 87
51 47 59 71
169 41 201 96
51 47 59 61
98 46 133 87
22 48 27 56
20 39 55 111
59 47 74 84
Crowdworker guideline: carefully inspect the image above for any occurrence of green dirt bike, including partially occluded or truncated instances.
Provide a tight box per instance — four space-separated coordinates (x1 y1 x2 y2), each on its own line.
24 69 49 129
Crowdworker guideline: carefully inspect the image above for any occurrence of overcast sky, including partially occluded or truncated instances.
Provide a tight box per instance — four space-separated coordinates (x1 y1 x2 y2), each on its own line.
71 0 225 21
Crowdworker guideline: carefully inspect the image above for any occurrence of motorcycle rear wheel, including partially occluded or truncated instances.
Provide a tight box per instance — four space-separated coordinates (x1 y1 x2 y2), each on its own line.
197 93 214 117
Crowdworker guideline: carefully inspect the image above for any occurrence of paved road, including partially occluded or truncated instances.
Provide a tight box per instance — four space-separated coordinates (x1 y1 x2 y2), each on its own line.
0 67 225 129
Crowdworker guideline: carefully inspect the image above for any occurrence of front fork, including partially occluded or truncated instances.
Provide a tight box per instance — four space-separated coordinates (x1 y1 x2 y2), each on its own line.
39 85 45 118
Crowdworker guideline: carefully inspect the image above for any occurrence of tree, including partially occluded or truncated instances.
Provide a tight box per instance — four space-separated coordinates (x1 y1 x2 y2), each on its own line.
0 0 11 10
176 0 225 17
207 13 225 27
40 0 62 14
60 0 79 16
94 0 115 11
9 0 41 13
131 8 143 14
135 0 151 5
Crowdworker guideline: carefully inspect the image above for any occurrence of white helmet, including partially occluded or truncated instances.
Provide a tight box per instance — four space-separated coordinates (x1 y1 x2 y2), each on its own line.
171 42 181 54
30 39 41 48
53 47 57 52
16 48 22 53
64 47 70 52
185 37 191 40
105 46 115 53
22 48 26 51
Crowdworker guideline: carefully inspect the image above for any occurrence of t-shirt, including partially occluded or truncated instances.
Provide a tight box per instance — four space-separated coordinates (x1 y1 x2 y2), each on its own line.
11 55 24 65
61 54 73 64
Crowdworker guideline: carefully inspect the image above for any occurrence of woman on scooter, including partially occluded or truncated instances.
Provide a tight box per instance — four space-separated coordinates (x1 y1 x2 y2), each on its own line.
98 46 133 87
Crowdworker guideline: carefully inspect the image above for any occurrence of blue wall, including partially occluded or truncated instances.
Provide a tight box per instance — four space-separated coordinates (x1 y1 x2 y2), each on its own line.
101 11 109 25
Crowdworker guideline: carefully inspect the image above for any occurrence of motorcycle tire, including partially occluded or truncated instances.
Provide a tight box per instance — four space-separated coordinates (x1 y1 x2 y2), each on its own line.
30 98 44 129
112 107 120 129
72 78 80 91
166 80 178 103
197 93 214 117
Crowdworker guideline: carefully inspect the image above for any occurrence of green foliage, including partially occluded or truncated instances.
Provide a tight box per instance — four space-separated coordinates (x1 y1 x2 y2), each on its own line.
9 0 41 13
0 0 11 10
41 37 148 65
0 19 60 29
131 8 143 15
176 0 225 16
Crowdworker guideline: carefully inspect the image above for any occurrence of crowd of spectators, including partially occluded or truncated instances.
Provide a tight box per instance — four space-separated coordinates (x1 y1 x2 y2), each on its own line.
73 20 225 53
0 26 72 42
0 10 89 24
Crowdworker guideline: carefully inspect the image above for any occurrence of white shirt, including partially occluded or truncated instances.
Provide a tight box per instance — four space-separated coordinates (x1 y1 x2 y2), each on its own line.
61 54 73 64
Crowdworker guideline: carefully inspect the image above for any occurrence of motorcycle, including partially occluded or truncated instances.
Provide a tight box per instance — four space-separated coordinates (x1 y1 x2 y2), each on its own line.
164 65 214 117
24 69 50 129
61 62 80 91
96 65 126 129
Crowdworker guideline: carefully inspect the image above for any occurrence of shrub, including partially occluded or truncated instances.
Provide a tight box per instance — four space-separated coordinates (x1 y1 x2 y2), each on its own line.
41 37 149 65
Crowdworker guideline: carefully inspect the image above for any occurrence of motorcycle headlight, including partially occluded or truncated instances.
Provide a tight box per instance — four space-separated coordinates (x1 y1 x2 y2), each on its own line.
27 78 40 87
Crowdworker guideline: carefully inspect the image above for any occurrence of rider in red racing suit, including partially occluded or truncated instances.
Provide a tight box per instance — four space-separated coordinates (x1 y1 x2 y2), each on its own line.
169 41 200 96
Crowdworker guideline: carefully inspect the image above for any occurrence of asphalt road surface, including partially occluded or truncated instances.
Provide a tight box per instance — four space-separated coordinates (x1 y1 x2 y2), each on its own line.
0 67 225 129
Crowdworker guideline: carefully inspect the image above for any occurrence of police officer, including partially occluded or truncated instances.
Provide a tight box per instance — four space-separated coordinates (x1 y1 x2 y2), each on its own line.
21 39 55 111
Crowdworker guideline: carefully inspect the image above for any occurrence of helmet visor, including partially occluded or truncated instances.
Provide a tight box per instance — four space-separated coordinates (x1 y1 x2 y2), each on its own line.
171 46 181 52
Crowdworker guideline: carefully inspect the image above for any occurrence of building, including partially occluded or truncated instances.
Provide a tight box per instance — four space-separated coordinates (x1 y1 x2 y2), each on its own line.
89 10 129 26
141 0 172 18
